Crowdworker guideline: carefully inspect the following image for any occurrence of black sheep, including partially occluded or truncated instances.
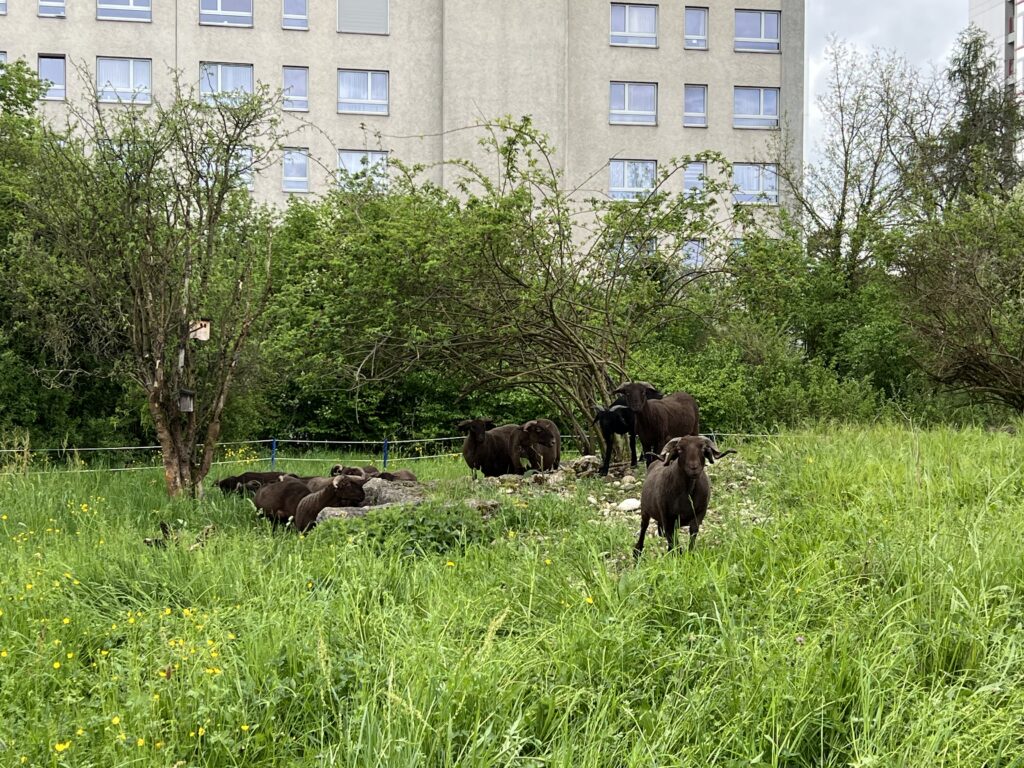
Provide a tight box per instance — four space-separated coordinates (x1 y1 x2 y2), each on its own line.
457 419 526 478
611 381 700 466
592 387 663 475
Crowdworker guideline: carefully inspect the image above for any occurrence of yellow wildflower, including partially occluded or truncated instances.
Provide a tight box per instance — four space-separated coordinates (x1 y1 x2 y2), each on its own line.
240 724 250 732
52 661 61 669
62 617 70 625
137 737 145 747
584 596 594 605
111 716 120 725
445 561 455 567
54 740 72 752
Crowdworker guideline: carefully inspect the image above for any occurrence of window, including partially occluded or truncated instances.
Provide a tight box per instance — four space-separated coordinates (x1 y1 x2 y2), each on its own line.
733 163 778 204
735 10 780 52
682 240 704 267
200 0 252 26
610 4 656 47
283 149 309 192
609 159 656 200
283 67 308 111
0 1 7 13
609 82 656 125
0 52 6 62
338 0 388 34
684 162 705 196
97 0 152 21
97 57 152 103
39 0 66 16
38 56 66 100
684 84 707 127
234 147 254 190
734 87 779 128
338 69 388 114
622 237 656 259
283 0 307 28
684 7 707 49
337 149 387 180
200 63 253 103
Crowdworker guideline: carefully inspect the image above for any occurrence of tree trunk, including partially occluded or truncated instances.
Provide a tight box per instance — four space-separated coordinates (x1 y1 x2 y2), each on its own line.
148 388 192 497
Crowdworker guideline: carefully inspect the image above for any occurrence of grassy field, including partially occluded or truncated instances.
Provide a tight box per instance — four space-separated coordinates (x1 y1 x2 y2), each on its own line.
1 426 1023 767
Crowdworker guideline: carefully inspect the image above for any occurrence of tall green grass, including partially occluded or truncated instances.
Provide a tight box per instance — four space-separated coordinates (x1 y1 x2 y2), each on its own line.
0 426 1022 766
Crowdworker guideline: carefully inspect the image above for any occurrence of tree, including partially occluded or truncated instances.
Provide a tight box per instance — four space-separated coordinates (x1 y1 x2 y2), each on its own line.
11 76 283 495
268 118 736 449
891 191 1024 413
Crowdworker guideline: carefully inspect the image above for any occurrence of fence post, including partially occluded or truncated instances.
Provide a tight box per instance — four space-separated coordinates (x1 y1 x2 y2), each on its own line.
270 439 277 470
382 438 389 469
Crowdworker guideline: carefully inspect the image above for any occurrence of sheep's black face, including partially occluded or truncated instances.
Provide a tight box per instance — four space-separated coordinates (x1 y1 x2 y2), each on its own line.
527 425 555 447
328 476 366 506
616 384 648 413
459 419 493 442
665 437 706 479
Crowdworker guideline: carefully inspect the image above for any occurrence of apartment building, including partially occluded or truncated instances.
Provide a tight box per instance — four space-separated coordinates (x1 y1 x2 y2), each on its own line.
969 0 1022 84
0 0 804 210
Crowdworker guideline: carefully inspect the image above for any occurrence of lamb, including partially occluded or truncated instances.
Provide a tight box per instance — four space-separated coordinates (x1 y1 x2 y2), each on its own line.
592 387 663 475
635 436 735 556
519 419 561 471
254 474 369 533
457 419 526 478
216 471 298 495
611 381 699 466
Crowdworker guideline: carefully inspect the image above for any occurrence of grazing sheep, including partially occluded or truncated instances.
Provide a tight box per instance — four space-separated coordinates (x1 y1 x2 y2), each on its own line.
611 381 699 466
635 436 735 557
254 475 369 533
457 419 526 478
216 471 297 495
519 419 561 470
592 388 664 475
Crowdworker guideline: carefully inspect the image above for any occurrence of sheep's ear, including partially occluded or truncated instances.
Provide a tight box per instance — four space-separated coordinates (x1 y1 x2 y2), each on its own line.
483 419 496 430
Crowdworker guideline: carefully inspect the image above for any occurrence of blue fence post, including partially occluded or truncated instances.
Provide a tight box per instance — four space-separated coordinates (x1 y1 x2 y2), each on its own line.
382 438 389 469
270 439 277 470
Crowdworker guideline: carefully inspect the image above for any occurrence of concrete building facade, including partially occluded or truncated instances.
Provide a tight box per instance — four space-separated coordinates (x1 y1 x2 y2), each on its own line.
969 0 1017 82
0 0 804 207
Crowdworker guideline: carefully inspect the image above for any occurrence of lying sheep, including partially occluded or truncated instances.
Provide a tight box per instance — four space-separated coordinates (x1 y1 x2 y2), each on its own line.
458 419 526 478
330 464 381 478
612 381 700 466
519 419 561 471
592 387 663 475
254 474 369 533
216 471 298 495
635 436 735 557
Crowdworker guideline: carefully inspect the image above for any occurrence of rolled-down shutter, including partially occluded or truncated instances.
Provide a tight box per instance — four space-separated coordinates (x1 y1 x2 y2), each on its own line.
338 0 388 34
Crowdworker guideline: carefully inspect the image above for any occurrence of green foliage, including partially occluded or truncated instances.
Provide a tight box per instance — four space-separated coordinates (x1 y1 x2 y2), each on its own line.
2 427 1024 765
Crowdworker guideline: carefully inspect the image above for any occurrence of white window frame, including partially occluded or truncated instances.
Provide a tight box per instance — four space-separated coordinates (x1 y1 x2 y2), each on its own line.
97 0 152 22
39 0 66 17
609 82 657 126
199 0 253 27
609 158 656 201
684 84 707 127
733 163 778 205
684 7 708 50
337 0 390 35
684 162 705 197
733 86 780 129
337 149 385 175
38 55 66 100
0 1 8 14
337 69 389 115
735 9 781 52
282 0 308 29
97 57 152 104
283 66 309 111
682 239 704 268
609 3 657 47
283 148 310 192
200 62 254 103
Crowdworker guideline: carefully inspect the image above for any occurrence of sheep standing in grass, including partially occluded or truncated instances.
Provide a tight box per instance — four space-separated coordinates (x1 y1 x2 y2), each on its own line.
519 419 561 471
592 387 663 475
635 436 734 557
612 381 700 466
458 419 526 478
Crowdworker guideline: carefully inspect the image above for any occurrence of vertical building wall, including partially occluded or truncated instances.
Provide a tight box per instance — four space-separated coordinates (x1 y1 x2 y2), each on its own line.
0 0 805 207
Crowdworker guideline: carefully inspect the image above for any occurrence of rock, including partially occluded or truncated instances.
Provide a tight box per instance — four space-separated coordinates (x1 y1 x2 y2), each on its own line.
621 475 637 485
616 498 641 512
570 455 602 477
363 478 426 506
586 495 598 506
464 499 501 514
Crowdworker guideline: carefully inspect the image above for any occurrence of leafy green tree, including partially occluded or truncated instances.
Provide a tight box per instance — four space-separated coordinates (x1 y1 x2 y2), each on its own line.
10 77 283 495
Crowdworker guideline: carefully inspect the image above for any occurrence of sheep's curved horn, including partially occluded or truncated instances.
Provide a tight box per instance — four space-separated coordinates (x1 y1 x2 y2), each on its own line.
634 381 657 390
701 436 736 463
658 437 683 464
609 404 630 412
523 420 538 430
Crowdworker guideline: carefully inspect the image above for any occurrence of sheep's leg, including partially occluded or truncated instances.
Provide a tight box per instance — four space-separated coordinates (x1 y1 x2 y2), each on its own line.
664 514 678 552
687 525 699 551
628 431 638 467
633 513 650 559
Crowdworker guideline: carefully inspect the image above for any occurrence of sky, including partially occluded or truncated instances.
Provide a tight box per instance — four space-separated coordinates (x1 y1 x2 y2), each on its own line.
804 0 969 153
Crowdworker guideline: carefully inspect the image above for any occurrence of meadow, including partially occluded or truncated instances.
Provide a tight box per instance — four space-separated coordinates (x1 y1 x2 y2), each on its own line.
1 426 1023 767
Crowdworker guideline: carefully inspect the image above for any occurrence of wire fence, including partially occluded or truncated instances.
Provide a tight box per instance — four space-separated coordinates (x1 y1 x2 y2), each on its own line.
0 431 776 478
